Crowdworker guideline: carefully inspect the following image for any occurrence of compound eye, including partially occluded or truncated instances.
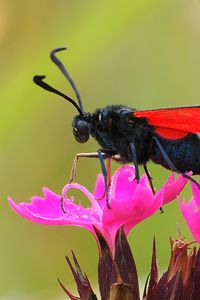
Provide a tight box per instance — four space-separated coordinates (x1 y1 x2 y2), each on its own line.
77 120 89 134
73 120 90 143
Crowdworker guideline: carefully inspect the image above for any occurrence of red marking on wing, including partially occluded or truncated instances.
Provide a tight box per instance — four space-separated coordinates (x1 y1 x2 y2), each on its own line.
154 127 188 139
134 106 200 140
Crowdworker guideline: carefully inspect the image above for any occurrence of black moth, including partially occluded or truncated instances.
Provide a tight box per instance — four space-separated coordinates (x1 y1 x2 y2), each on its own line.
33 48 200 205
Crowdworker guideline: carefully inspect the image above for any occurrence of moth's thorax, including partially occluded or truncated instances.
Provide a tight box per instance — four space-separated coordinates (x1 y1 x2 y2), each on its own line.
90 105 154 163
91 105 132 131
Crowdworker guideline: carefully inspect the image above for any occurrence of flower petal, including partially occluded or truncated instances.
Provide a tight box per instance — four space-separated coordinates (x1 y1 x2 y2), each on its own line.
179 182 200 243
157 173 189 205
8 165 189 255
8 186 101 230
93 173 108 209
102 181 163 250
110 165 150 202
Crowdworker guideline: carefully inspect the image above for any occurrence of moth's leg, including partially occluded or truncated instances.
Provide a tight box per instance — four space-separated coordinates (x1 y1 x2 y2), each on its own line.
143 164 155 194
97 149 111 209
96 158 112 200
67 150 117 210
130 143 140 182
68 152 102 183
153 136 200 189
107 158 111 188
143 164 164 213
61 152 106 213
96 154 124 203
68 150 117 183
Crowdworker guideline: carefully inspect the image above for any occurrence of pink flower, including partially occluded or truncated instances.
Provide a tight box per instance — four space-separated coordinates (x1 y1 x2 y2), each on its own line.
179 183 200 242
8 166 188 254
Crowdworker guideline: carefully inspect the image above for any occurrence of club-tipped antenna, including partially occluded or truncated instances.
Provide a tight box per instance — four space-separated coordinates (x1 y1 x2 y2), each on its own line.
50 47 84 113
33 75 83 115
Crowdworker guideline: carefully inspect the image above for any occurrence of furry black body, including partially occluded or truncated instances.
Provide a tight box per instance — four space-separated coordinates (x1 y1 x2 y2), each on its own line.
73 105 200 174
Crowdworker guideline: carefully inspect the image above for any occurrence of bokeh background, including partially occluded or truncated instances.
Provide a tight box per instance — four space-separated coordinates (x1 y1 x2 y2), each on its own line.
1 0 200 298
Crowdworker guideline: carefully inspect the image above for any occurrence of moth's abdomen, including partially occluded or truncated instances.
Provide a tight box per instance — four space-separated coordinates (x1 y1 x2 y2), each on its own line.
151 134 200 174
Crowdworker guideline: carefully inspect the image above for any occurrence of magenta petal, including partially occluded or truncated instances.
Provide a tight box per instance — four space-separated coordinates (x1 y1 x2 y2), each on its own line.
191 182 200 208
124 187 163 234
8 186 102 230
8 187 65 223
111 165 137 198
102 182 163 250
179 182 200 243
157 173 189 205
8 165 189 255
93 173 106 208
110 165 150 201
94 173 105 198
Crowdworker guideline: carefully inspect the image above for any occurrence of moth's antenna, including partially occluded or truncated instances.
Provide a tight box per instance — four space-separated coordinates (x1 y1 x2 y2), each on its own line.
33 75 83 115
50 47 84 113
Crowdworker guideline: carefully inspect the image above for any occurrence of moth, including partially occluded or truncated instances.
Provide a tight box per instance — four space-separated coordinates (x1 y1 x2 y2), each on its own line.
33 48 200 206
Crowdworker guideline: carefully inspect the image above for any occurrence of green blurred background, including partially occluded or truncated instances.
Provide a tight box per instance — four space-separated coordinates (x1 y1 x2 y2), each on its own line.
1 0 200 298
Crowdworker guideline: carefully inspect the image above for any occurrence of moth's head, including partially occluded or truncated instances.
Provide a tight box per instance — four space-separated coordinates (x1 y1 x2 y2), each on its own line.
72 113 91 143
33 48 90 143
